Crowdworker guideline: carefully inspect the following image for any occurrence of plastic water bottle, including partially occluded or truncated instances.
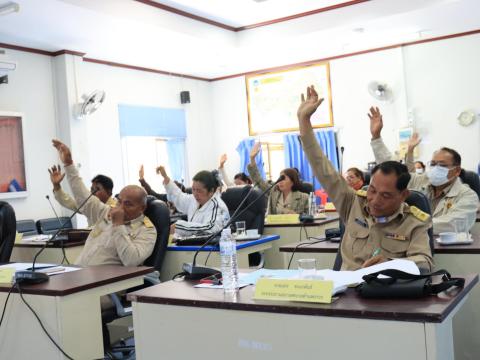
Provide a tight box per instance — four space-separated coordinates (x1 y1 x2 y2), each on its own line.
219 228 239 293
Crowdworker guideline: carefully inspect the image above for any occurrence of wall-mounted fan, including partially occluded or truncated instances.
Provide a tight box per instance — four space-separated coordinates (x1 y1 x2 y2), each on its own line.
78 90 106 118
367 82 393 102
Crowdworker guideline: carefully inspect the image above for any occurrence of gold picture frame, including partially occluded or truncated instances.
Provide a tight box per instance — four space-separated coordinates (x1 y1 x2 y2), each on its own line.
246 62 333 136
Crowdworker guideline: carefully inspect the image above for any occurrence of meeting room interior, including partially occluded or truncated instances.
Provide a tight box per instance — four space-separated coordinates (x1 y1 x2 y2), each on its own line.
1 0 480 359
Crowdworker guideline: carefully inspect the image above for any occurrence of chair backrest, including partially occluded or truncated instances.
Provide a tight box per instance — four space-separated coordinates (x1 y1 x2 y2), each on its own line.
298 182 313 194
460 170 480 200
16 219 37 236
221 186 267 234
36 217 73 235
0 201 16 263
332 220 345 271
405 190 434 255
143 196 171 272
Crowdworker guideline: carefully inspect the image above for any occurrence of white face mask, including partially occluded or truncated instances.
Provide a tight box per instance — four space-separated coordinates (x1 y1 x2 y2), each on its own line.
426 165 450 186
415 168 424 174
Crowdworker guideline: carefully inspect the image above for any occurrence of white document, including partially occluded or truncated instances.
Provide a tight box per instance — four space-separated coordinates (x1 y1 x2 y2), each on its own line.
0 263 82 276
21 234 52 243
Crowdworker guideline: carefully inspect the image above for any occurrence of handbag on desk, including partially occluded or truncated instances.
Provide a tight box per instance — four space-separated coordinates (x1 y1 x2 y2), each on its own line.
356 269 465 299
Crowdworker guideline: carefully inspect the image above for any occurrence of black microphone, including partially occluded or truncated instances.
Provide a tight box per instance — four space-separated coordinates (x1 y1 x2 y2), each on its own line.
45 195 63 227
15 188 99 284
340 146 345 174
182 174 285 280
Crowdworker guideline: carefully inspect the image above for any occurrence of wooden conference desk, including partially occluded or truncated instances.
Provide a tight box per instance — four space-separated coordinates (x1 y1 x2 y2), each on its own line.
262 214 339 269
160 235 280 282
128 275 478 360
280 234 480 360
11 239 86 264
0 265 152 360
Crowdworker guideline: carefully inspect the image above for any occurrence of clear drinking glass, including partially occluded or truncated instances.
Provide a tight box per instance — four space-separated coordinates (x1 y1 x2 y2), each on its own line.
454 218 469 241
297 258 316 279
235 221 246 237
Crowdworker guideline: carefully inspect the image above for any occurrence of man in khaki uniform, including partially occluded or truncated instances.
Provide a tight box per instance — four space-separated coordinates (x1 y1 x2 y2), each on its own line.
368 107 479 235
48 164 117 227
52 139 156 267
297 86 433 271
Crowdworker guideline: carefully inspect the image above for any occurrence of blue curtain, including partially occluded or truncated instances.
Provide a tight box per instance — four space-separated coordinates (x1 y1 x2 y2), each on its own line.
166 139 186 182
236 139 266 179
283 130 338 190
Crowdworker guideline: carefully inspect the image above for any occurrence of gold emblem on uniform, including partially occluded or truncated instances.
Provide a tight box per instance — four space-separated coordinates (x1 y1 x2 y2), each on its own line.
446 201 453 209
90 226 103 238
409 206 430 222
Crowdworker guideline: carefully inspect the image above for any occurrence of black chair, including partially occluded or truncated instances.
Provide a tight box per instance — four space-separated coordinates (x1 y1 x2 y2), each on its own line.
298 182 313 194
221 186 266 234
16 219 37 236
36 217 73 235
104 196 170 358
363 172 371 185
0 201 16 263
332 220 345 271
460 170 480 200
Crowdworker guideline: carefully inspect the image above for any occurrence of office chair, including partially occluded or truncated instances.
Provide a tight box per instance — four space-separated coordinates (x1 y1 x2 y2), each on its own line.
16 219 37 236
460 170 480 200
332 220 345 271
0 201 16 263
221 186 267 234
104 196 170 359
36 217 73 235
298 181 313 194
405 190 434 255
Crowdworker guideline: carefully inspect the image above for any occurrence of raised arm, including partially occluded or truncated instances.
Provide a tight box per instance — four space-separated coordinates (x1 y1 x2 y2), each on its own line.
368 106 394 164
297 85 356 221
218 154 234 187
138 164 164 199
157 166 192 214
406 133 421 172
49 164 78 211
52 139 108 223
247 142 269 191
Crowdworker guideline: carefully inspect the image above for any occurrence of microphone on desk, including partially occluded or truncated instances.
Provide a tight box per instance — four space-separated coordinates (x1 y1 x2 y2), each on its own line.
15 188 99 284
339 146 345 174
181 175 286 280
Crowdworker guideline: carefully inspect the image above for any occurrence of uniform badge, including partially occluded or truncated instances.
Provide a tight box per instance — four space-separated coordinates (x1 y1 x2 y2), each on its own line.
385 233 407 241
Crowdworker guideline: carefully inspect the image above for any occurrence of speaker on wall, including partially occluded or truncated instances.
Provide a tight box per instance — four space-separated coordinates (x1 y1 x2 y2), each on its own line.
180 91 190 104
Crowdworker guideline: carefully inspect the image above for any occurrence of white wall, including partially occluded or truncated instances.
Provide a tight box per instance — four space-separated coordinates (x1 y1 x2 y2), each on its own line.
0 49 59 220
403 34 480 170
211 35 480 174
78 61 215 191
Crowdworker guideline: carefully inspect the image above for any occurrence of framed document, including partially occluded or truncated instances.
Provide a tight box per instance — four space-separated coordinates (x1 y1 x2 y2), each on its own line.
246 62 333 135
0 112 28 199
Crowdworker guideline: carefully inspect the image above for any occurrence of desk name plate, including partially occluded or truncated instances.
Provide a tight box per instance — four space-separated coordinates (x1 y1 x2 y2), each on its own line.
254 278 333 304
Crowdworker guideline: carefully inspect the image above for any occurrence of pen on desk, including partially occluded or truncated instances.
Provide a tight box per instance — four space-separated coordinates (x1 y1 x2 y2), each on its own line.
371 247 381 258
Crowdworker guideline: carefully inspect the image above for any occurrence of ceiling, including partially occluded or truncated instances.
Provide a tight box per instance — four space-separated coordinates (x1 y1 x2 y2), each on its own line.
0 0 479 79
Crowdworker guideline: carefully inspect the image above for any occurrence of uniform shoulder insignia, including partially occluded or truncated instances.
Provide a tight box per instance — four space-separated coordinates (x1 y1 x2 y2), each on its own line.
409 206 430 222
107 197 117 208
143 216 154 228
355 189 367 197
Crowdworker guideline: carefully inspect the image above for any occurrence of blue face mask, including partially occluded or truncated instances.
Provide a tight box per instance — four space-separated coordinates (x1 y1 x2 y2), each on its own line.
426 165 450 186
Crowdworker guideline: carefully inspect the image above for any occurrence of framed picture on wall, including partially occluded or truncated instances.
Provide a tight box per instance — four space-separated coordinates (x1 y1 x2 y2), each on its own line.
246 62 333 135
0 112 28 199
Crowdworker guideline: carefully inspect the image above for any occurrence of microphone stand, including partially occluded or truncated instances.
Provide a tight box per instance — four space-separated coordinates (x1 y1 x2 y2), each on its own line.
46 195 69 264
182 176 284 280
15 189 99 284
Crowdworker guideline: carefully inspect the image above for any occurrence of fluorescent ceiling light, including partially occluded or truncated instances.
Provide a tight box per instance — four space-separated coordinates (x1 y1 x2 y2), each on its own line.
0 2 19 16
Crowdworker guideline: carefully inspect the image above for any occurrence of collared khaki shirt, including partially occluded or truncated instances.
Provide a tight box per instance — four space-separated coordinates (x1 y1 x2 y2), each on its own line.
371 137 479 234
302 130 433 271
64 165 156 267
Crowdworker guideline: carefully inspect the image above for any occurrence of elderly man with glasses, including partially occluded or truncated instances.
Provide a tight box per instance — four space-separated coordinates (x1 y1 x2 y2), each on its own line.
368 107 479 234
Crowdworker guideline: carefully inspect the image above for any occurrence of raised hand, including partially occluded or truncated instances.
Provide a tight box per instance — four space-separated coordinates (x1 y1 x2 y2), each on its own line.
48 164 65 190
156 165 170 184
219 154 227 168
249 142 261 161
407 132 421 151
51 139 73 166
139 164 145 180
368 107 383 139
297 85 324 122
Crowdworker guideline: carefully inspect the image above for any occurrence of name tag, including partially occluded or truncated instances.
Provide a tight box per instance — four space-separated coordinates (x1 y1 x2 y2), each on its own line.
354 218 368 228
0 268 14 283
385 233 407 241
265 214 299 224
254 278 333 304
